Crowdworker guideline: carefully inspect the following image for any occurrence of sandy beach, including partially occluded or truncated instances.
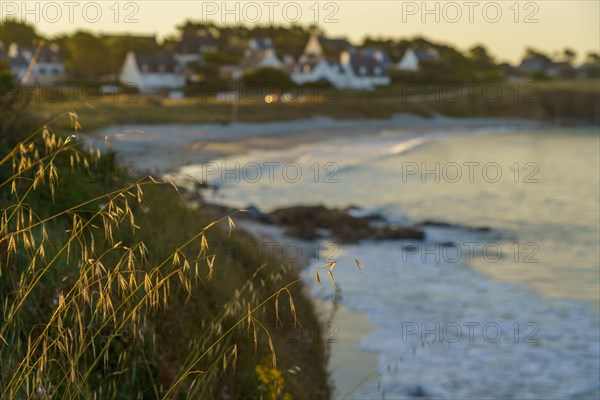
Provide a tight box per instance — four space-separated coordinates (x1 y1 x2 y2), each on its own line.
85 114 543 175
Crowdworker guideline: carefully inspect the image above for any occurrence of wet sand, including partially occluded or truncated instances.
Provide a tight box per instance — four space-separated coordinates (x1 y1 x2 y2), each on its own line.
315 300 380 399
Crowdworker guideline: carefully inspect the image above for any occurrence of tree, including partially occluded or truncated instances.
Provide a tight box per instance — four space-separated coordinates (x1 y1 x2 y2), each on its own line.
584 52 600 78
0 19 40 47
64 31 111 82
524 47 553 63
469 45 494 67
241 67 295 91
586 52 599 65
563 48 576 64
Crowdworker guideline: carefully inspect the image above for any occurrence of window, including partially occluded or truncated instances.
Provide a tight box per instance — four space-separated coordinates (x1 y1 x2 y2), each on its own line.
375 67 382 75
359 66 367 75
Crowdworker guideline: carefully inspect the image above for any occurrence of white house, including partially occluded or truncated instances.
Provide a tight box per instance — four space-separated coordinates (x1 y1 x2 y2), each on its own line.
291 51 389 90
120 52 185 93
291 58 345 86
291 34 388 90
302 33 353 58
248 38 274 53
228 37 283 79
397 48 440 72
343 52 390 89
5 43 66 85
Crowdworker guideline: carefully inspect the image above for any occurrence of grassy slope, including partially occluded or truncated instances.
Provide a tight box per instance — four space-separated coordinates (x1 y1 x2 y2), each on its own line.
28 80 600 132
0 121 331 398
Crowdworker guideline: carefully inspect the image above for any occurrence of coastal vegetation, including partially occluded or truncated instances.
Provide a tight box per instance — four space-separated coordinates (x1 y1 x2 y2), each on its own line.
0 82 332 398
22 79 600 132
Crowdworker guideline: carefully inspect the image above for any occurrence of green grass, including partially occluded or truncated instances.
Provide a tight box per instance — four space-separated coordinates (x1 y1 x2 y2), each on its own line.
0 109 332 398
27 80 599 132
29 94 430 132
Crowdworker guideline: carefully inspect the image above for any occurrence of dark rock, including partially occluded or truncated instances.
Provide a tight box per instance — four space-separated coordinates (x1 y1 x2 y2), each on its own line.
269 205 424 243
372 226 425 241
419 220 454 228
245 205 272 223
418 220 491 232
409 385 427 397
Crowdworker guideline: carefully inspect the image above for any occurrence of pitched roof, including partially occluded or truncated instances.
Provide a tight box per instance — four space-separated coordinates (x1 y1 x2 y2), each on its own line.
318 36 353 50
519 58 550 72
413 49 439 62
348 54 386 77
361 48 391 65
134 53 183 74
7 55 29 69
296 59 344 74
177 33 218 54
11 45 63 64
249 38 273 52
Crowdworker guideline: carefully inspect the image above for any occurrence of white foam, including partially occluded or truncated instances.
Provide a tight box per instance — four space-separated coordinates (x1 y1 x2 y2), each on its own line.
304 242 600 399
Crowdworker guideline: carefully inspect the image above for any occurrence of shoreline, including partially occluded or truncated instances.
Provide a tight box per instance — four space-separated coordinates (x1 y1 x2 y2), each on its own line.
85 114 547 175
87 114 579 398
221 217 382 398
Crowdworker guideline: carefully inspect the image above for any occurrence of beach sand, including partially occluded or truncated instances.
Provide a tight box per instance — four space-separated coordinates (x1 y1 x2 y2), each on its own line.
85 114 542 175
315 300 380 399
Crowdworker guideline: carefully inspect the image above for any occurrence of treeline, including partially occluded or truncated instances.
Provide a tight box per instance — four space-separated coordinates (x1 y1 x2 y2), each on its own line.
2 18 599 85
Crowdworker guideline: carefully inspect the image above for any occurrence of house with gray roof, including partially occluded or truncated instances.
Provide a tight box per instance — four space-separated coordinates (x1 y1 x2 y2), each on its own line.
396 48 440 72
120 51 185 93
292 35 389 90
292 50 389 90
303 34 354 58
248 38 274 53
4 43 66 85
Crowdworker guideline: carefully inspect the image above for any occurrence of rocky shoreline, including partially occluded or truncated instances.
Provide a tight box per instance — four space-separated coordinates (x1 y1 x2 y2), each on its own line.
180 186 492 245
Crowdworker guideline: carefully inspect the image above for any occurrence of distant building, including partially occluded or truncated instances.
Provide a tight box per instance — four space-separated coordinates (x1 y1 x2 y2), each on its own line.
546 61 575 78
343 51 390 88
396 48 440 72
120 52 185 93
291 34 389 90
303 34 354 58
360 48 392 69
231 37 283 78
4 43 66 85
292 50 389 90
291 59 344 86
518 57 551 75
239 51 282 71
248 38 274 53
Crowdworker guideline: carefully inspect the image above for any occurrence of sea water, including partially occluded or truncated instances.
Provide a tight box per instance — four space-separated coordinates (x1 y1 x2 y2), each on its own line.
180 125 600 399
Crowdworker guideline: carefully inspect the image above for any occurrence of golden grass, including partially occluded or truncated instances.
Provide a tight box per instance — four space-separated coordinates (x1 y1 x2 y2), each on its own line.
0 111 336 398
